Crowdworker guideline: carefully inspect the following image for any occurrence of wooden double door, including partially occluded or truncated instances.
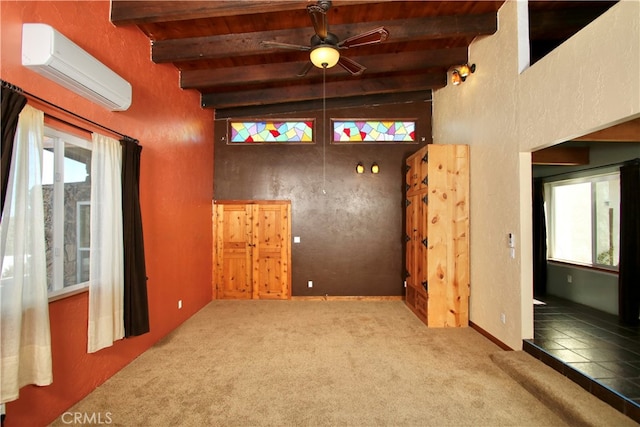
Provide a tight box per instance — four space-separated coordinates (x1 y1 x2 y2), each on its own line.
213 201 291 299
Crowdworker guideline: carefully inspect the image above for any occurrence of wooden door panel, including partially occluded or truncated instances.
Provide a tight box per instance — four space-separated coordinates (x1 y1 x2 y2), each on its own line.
406 153 417 193
218 253 252 299
255 257 286 299
214 204 252 299
415 191 428 296
253 204 290 299
222 205 251 244
405 194 417 290
417 149 429 192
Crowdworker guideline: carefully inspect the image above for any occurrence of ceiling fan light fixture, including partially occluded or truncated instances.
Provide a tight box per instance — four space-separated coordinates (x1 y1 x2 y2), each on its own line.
310 44 340 69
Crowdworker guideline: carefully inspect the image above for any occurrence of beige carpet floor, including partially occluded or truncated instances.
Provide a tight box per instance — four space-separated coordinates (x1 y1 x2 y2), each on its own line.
51 300 637 426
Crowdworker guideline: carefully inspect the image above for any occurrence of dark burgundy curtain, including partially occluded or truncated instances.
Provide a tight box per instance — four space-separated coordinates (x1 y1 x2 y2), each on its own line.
1 85 28 213
121 138 150 337
619 159 640 325
532 178 547 297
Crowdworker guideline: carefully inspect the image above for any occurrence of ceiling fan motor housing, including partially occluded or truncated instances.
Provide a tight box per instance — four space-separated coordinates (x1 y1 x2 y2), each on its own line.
318 0 332 12
311 33 339 47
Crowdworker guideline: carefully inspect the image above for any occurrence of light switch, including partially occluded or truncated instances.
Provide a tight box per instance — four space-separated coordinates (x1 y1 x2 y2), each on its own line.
294 236 301 243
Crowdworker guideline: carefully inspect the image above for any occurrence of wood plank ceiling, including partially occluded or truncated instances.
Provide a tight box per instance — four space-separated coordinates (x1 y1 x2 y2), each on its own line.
110 1 618 119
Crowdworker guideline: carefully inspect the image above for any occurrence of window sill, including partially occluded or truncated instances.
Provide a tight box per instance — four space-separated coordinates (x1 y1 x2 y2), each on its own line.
48 284 89 303
547 260 619 275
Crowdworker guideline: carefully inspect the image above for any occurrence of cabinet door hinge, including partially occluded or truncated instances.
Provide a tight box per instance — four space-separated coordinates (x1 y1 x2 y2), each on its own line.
421 238 428 248
421 281 428 292
422 176 428 186
422 195 428 205
405 234 411 243
421 153 428 163
405 198 411 207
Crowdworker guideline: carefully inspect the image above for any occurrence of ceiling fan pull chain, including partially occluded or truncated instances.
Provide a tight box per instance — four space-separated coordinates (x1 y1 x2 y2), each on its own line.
322 65 327 195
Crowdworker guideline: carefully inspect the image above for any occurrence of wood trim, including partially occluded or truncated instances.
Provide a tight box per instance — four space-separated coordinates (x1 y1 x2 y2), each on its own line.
573 117 640 142
470 321 513 351
213 199 291 205
201 73 445 110
291 295 403 301
532 146 590 165
215 92 432 120
111 1 388 26
211 201 217 300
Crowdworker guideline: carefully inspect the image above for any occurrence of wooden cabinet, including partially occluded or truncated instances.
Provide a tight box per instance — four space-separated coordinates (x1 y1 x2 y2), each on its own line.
404 144 469 327
213 201 291 300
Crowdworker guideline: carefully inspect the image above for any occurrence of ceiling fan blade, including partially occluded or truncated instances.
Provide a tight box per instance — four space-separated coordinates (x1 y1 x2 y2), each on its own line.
307 4 328 40
338 56 366 76
338 27 389 49
260 41 310 51
296 61 314 77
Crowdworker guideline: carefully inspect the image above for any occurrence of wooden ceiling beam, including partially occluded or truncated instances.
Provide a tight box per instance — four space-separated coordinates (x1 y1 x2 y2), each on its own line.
181 48 467 89
573 118 640 142
110 1 388 26
201 73 445 109
151 14 496 63
111 1 304 25
214 91 432 119
532 146 590 165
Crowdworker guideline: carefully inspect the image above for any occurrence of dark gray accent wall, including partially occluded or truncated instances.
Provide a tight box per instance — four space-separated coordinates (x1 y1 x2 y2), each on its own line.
214 101 431 296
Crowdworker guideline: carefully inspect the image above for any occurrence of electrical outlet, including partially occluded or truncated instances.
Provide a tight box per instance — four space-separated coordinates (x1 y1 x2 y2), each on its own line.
307 280 313 288
500 313 506 324
178 300 182 309
567 275 573 284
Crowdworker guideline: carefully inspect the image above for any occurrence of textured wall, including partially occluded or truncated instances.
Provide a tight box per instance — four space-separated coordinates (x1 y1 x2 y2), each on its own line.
433 0 640 350
1 2 214 425
518 0 640 150
214 103 430 296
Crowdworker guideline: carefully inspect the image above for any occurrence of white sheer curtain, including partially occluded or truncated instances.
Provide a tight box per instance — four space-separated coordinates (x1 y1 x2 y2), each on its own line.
87 133 124 353
0 105 52 403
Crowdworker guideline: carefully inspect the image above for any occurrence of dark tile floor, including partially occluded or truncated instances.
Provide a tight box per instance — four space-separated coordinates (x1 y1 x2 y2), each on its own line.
523 295 640 422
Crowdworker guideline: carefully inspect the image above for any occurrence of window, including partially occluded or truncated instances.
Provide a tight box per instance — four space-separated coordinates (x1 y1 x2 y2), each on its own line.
332 120 416 143
229 120 314 143
545 172 620 270
43 127 92 298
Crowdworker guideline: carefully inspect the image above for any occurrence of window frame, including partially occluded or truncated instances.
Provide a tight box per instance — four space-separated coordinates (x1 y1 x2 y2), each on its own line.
331 118 418 144
544 170 620 272
44 126 93 301
226 119 315 144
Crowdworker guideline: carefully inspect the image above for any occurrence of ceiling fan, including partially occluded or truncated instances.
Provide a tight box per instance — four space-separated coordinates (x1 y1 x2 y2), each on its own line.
260 0 389 77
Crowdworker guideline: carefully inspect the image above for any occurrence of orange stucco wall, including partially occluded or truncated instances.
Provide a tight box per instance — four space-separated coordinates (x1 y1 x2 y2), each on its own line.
1 2 214 425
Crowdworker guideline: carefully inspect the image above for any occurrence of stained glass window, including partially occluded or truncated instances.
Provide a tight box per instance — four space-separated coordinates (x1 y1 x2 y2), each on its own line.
333 120 416 143
229 120 314 143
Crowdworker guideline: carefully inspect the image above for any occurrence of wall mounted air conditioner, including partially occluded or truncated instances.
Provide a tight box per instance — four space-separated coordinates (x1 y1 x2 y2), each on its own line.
21 23 132 111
